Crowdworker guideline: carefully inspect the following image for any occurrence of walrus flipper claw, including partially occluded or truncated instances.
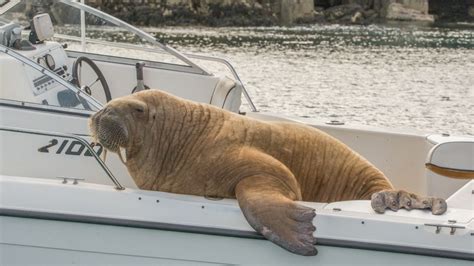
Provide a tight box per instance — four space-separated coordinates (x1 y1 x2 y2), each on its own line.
235 175 317 256
371 190 447 215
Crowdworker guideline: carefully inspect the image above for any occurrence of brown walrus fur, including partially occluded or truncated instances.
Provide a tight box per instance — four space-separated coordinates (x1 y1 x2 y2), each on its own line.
89 90 447 256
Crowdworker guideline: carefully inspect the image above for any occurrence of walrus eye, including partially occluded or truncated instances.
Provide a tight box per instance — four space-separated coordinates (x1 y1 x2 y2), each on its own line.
134 107 144 113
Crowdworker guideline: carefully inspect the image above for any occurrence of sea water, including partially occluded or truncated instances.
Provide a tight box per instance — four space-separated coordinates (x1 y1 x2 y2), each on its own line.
147 24 474 136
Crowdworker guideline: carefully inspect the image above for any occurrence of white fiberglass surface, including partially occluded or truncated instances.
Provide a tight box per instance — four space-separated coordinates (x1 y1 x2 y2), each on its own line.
0 128 117 186
1 216 471 265
0 174 472 259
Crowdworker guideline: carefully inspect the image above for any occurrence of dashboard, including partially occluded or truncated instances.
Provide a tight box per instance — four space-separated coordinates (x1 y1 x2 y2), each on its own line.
1 17 91 110
8 41 88 109
22 42 72 96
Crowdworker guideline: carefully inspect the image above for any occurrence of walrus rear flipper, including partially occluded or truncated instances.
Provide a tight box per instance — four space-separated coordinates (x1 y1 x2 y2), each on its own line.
235 175 317 256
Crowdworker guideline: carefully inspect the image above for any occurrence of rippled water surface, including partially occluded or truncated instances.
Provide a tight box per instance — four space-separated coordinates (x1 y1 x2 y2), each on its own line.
108 24 474 135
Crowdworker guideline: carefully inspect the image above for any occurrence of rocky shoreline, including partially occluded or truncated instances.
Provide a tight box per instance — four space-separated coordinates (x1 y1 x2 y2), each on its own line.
87 0 474 27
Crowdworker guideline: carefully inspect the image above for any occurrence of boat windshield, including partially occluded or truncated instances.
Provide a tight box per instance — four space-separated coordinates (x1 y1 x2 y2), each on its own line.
0 0 257 111
0 0 207 74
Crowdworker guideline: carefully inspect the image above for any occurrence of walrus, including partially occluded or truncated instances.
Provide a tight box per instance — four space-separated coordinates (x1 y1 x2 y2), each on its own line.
89 90 447 256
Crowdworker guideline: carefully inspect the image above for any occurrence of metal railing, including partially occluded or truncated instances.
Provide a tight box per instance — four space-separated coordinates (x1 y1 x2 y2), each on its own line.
184 53 258 112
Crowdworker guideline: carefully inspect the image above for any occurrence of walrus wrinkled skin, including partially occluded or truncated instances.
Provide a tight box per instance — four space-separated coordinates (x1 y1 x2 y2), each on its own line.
89 90 447 256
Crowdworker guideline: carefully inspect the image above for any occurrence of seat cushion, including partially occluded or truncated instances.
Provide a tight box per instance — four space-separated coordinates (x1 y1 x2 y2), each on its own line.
426 141 474 179
210 76 242 113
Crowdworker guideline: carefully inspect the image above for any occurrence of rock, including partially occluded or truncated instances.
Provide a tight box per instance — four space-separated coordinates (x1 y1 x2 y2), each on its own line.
351 11 364 23
329 0 343 7
429 0 473 22
469 6 474 17
361 8 379 23
167 0 190 5
341 0 373 10
363 8 377 18
163 9 172 17
274 0 315 25
374 0 429 16
325 3 363 20
314 6 326 13
314 0 332 8
384 2 434 22
397 0 428 14
373 0 383 11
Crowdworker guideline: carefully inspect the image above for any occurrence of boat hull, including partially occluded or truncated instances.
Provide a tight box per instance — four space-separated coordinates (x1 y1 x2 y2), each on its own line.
1 216 471 265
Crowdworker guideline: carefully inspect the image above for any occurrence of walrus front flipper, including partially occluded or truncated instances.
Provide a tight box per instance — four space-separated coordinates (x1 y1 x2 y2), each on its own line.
371 190 447 215
235 175 317 256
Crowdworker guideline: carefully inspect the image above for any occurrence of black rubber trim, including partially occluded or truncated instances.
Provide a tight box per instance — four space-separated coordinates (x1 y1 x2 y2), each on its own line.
0 208 262 240
316 238 474 262
1 208 472 261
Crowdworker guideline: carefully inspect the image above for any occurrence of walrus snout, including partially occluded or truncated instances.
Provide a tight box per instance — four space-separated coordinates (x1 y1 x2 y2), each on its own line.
90 107 129 152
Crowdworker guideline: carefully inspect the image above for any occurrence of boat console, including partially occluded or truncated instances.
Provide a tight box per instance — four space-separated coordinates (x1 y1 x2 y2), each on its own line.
0 14 82 109
19 42 71 95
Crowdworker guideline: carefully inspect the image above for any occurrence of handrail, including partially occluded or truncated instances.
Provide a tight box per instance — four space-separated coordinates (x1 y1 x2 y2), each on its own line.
54 34 258 112
184 53 258 112
0 126 125 191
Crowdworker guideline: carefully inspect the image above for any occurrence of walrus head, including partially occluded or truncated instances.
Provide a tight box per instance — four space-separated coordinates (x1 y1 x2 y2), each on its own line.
89 93 154 164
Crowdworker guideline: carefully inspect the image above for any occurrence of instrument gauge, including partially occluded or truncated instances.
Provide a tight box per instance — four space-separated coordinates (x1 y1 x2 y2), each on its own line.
37 57 46 67
45 54 56 70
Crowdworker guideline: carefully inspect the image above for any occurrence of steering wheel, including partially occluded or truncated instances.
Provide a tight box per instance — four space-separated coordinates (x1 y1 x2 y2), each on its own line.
72 56 112 103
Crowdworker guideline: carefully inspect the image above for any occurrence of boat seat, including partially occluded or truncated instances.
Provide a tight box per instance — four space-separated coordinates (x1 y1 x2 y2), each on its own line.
209 76 242 113
425 141 474 179
425 138 474 199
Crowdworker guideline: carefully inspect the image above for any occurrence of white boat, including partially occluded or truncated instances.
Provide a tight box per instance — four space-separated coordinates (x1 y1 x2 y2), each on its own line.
0 0 473 265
